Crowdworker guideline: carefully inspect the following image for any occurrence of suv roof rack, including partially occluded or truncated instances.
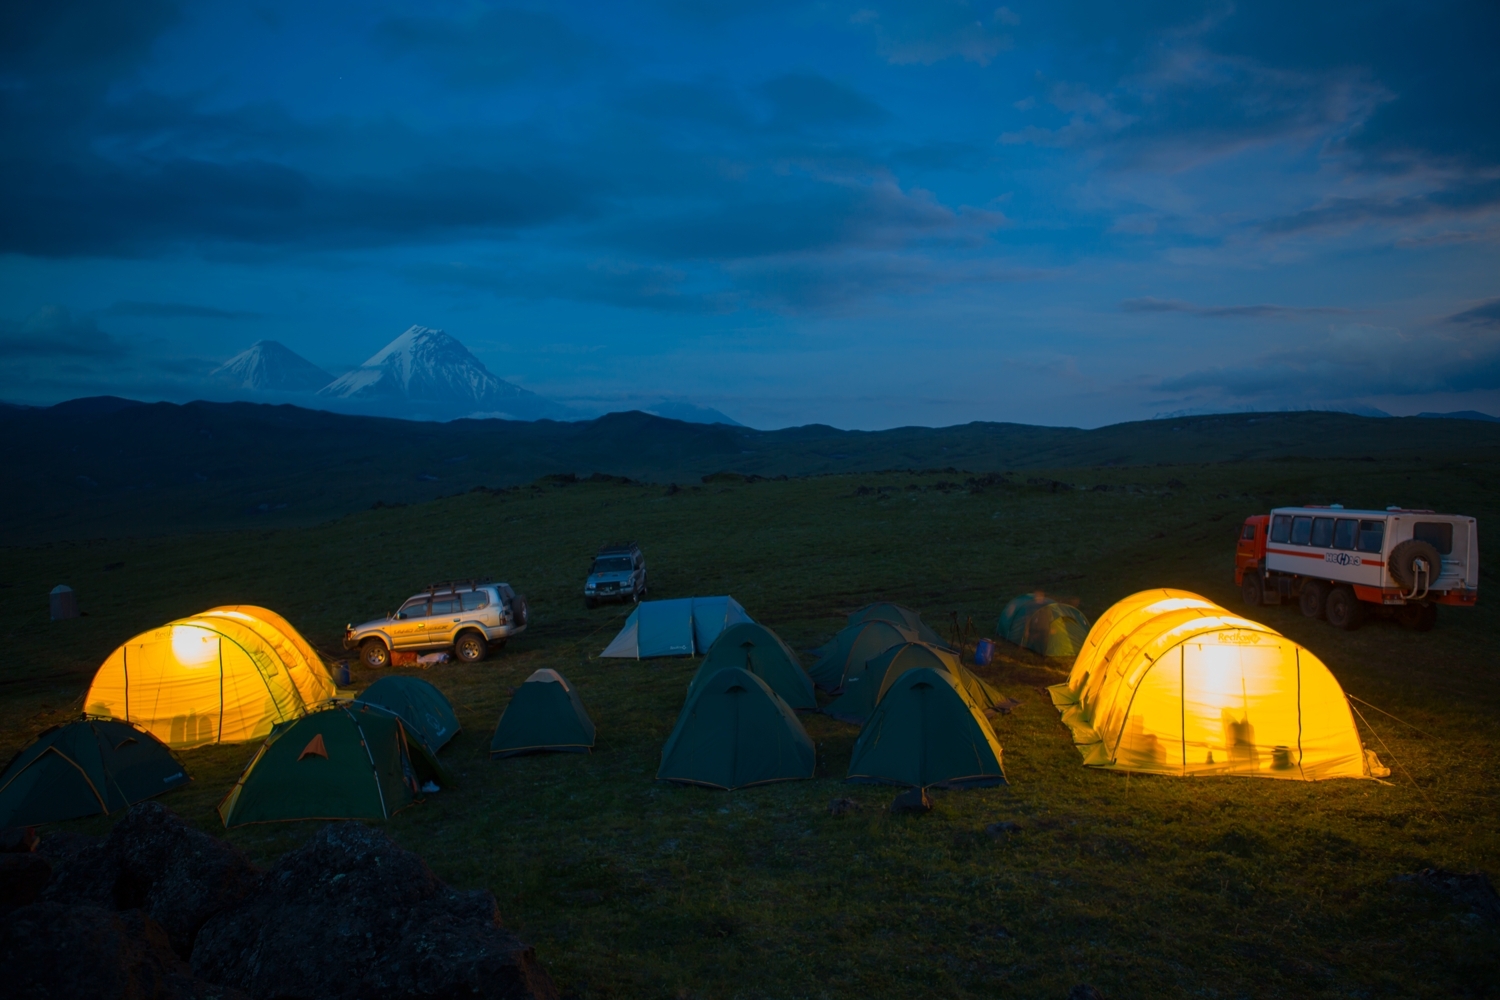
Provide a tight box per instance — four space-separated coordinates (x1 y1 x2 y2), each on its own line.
596 541 639 554
424 578 493 594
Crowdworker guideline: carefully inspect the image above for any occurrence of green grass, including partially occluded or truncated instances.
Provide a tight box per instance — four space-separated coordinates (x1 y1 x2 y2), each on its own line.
2 458 1497 998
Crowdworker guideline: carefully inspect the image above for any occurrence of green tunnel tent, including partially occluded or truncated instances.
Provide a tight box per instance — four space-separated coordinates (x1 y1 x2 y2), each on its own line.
0 720 188 827
600 596 753 659
999 594 1090 657
846 667 1006 789
218 704 445 827
687 622 815 710
807 620 918 692
824 641 1002 726
657 667 815 790
353 675 460 753
847 602 949 648
490 669 596 757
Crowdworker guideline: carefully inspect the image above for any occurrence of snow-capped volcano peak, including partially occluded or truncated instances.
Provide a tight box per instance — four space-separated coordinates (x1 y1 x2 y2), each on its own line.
211 340 332 392
318 325 563 419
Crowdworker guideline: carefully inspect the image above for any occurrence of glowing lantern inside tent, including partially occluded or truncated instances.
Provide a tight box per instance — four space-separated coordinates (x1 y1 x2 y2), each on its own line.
171 625 220 667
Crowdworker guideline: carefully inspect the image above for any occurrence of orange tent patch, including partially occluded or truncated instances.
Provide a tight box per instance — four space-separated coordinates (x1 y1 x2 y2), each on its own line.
298 733 328 760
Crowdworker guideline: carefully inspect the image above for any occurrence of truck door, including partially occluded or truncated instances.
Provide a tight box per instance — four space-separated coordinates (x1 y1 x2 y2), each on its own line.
390 597 431 648
426 593 461 645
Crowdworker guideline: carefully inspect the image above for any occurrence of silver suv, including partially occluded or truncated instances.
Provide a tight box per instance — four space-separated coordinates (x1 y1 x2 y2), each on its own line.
584 542 646 607
344 580 528 668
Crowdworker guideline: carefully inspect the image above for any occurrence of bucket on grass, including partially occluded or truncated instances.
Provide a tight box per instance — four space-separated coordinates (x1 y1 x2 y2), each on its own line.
973 638 995 666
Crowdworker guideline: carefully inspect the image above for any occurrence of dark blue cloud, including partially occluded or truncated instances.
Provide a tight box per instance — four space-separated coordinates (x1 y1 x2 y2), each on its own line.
375 8 595 86
105 301 262 319
0 306 128 359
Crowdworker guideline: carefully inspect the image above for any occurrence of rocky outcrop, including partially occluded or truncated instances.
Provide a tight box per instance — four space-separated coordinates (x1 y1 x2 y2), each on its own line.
1 902 249 1000
42 801 258 958
192 822 556 1000
21 804 555 1000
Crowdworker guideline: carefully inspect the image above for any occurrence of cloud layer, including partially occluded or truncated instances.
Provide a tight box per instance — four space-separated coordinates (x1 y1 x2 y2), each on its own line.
0 0 1497 426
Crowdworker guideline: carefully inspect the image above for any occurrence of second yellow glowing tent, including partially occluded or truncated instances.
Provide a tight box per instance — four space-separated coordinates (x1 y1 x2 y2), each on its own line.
1049 589 1386 781
84 605 338 749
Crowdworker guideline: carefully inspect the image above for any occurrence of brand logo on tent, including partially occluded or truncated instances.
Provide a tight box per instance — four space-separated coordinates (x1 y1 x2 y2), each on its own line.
298 734 329 760
1215 630 1263 645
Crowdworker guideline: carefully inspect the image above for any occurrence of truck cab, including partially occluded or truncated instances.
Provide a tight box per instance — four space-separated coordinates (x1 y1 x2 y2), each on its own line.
1236 506 1477 631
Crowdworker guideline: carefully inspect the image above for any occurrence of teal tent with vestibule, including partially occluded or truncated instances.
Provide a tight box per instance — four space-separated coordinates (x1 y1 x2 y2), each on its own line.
600 596 753 659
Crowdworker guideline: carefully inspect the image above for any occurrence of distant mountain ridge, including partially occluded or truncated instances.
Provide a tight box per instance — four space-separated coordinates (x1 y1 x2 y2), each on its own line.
212 340 332 392
4 400 1498 543
1417 410 1500 422
318 325 568 420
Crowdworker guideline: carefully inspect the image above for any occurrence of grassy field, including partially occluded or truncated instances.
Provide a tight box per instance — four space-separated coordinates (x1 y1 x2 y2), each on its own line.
2 457 1497 998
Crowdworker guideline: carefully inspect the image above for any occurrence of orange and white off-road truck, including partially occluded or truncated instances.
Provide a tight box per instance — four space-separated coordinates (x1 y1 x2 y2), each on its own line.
1235 506 1478 631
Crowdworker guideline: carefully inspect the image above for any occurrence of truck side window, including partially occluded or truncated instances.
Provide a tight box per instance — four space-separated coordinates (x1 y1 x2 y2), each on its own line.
1270 515 1291 543
1332 519 1357 550
461 591 490 611
430 597 458 616
1241 524 1256 540
1291 516 1313 545
398 599 428 620
1413 522 1453 555
1310 517 1334 547
1357 520 1384 553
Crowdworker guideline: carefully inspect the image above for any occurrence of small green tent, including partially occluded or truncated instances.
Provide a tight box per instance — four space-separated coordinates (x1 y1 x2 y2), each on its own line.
218 704 445 827
846 667 1006 789
658 667 815 790
848 602 949 648
807 620 917 691
354 675 460 752
0 720 188 827
999 594 1090 657
825 642 1002 725
490 669 596 758
687 622 815 710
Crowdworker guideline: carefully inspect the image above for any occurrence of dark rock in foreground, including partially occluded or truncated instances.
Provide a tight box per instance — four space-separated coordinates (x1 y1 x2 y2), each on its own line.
193 821 557 1000
1 902 249 1000
42 801 258 958
0 852 52 909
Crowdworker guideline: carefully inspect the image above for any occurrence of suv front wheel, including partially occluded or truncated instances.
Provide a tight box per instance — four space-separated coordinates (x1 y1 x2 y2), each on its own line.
454 630 488 663
360 638 390 669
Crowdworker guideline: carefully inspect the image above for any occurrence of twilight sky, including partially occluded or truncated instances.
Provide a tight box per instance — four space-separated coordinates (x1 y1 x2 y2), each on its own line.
2 0 1498 428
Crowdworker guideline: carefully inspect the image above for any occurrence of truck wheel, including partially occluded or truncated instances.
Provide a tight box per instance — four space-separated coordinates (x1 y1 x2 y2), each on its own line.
1325 586 1364 630
1389 539 1442 591
1241 574 1264 607
454 630 488 663
360 639 390 669
1397 602 1437 632
1299 581 1327 619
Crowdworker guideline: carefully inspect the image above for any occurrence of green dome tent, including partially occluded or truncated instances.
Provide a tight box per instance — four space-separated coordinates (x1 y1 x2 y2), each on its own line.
0 720 188 827
490 669 596 758
999 594 1090 657
353 675 460 753
218 704 445 827
657 667 815 790
807 620 918 692
687 623 815 710
825 642 1002 726
846 667 1006 789
848 602 948 648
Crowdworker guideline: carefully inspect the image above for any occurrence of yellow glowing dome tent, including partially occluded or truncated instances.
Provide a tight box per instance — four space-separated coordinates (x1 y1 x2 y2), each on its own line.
1049 590 1386 781
199 606 337 706
85 608 335 749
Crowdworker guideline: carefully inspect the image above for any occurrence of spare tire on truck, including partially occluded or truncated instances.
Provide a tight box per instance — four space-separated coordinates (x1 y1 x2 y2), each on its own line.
1388 539 1442 591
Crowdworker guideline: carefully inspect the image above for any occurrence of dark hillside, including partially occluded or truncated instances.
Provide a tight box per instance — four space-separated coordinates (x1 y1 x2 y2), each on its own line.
3 399 1497 542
